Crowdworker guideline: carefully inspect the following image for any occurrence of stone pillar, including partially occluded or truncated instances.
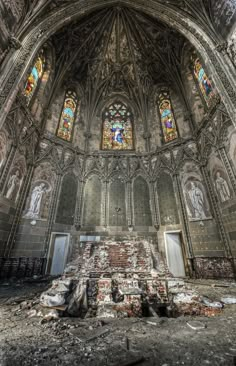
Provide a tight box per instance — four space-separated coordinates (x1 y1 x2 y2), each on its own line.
0 144 16 191
4 163 34 257
101 180 108 227
84 131 92 153
200 164 232 258
126 179 132 227
74 179 85 230
149 180 159 229
143 132 151 153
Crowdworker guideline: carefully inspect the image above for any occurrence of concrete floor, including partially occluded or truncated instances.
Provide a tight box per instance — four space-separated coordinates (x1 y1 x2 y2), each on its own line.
0 279 236 366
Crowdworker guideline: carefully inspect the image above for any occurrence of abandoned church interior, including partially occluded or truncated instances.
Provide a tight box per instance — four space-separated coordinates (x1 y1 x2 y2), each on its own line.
0 0 236 365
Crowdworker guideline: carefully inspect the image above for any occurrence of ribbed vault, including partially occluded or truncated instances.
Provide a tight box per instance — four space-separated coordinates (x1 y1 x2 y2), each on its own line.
0 0 236 129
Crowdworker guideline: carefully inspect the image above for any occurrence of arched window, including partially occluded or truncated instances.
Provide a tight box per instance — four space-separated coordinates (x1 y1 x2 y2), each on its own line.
102 101 134 150
158 91 178 143
23 51 45 105
57 90 79 142
193 58 214 106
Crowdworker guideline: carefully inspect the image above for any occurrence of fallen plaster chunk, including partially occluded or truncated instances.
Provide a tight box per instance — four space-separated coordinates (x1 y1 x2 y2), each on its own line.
173 292 199 304
187 321 207 330
40 292 66 307
27 309 37 318
42 309 59 322
200 296 223 309
146 320 158 326
221 296 236 304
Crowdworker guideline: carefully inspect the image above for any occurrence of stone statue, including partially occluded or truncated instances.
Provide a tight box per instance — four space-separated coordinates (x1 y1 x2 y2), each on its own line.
215 171 231 203
6 170 21 201
25 183 47 219
187 182 206 219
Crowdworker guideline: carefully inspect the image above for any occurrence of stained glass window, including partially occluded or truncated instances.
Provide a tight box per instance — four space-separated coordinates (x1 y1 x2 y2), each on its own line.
23 52 45 105
57 90 78 142
102 101 133 150
193 58 214 106
158 91 178 143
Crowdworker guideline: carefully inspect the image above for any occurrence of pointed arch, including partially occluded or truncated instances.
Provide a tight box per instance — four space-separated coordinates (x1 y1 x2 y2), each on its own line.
158 91 178 143
109 176 127 226
133 176 152 226
1 0 236 132
83 174 102 226
102 100 134 150
157 171 179 226
23 49 45 105
56 172 78 225
193 57 215 107
56 90 79 142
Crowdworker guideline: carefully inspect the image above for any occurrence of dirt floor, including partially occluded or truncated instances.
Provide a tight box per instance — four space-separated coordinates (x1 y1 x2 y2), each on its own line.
0 278 236 366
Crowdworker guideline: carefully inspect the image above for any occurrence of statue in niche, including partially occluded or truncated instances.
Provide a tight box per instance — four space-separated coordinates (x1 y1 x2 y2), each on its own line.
25 182 49 219
186 181 206 220
215 171 231 203
5 169 21 201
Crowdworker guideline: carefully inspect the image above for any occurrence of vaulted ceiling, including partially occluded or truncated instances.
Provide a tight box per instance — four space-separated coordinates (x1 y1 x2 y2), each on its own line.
50 6 188 117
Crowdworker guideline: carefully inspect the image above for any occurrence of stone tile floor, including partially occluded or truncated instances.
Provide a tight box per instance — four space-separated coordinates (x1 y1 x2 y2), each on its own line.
0 278 236 366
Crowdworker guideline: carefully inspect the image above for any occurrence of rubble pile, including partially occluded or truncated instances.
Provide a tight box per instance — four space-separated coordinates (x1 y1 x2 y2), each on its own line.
168 279 228 317
39 239 170 319
37 239 236 321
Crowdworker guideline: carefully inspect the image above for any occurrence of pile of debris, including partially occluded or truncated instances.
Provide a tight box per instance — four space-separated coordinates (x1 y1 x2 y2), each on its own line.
38 239 170 319
36 240 236 321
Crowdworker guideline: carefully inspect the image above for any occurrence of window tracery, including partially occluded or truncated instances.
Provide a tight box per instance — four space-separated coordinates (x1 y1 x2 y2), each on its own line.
158 91 178 143
193 58 214 106
56 90 79 142
102 101 134 150
23 51 45 105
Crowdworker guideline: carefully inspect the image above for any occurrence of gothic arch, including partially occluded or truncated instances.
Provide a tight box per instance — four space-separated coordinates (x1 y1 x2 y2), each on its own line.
101 100 134 151
31 42 56 114
1 0 236 130
132 175 152 227
156 171 179 226
83 174 102 227
108 173 127 226
56 172 78 225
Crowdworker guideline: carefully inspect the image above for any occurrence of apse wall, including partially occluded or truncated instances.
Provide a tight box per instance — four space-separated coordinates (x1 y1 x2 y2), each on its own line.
1 2 236 280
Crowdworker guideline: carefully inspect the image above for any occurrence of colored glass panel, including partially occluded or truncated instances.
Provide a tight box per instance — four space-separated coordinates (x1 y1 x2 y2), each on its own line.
57 90 78 142
159 92 178 143
194 58 214 106
24 55 44 105
102 102 133 150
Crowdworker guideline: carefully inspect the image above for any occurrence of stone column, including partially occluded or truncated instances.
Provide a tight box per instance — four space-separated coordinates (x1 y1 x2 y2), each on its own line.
74 179 85 230
149 180 159 229
126 179 132 227
143 132 151 153
101 180 108 227
0 144 17 191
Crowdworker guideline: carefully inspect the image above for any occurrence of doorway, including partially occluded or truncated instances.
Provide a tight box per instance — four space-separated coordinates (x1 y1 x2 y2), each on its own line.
164 231 186 277
47 233 70 275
